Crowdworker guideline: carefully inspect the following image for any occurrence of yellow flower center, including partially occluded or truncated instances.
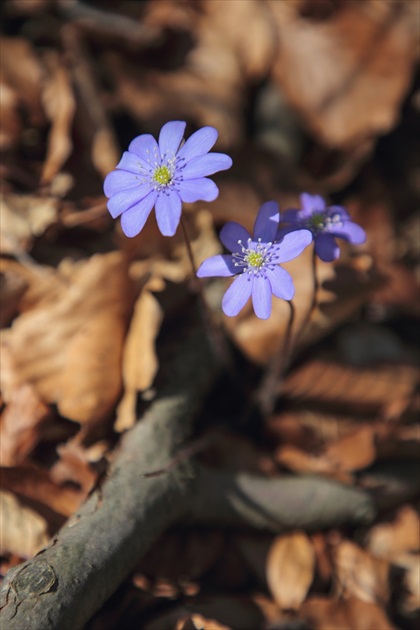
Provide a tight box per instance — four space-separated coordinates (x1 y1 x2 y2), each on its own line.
246 251 264 268
153 165 172 186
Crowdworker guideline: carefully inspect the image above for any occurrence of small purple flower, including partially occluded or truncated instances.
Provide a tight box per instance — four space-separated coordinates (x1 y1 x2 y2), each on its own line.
104 121 232 237
279 193 366 262
197 201 312 319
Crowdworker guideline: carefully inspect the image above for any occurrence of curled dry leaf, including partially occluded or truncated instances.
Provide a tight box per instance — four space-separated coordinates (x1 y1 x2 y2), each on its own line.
333 540 390 606
367 506 420 561
40 50 76 185
323 426 376 473
1 252 133 424
266 530 315 610
115 288 163 432
0 381 51 467
301 596 396 630
0 490 49 558
269 0 418 149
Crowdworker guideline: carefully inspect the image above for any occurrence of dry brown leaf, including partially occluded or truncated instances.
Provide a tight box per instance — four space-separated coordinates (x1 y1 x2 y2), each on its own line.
0 490 49 558
0 381 51 466
269 0 418 149
0 37 44 130
367 506 420 561
0 79 21 150
40 50 76 184
266 531 315 610
1 252 133 424
283 359 419 415
143 597 263 630
400 553 420 616
323 426 376 472
110 0 275 147
175 614 230 630
0 268 28 327
333 540 390 606
50 438 98 496
0 465 82 518
115 288 163 432
0 192 59 254
301 596 396 630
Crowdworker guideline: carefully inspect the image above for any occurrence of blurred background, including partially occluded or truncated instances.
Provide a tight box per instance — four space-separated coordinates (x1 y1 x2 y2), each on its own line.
1 1 419 629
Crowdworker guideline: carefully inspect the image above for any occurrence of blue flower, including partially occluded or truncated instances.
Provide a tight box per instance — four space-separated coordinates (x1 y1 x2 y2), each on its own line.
104 121 232 237
279 193 366 262
197 201 312 319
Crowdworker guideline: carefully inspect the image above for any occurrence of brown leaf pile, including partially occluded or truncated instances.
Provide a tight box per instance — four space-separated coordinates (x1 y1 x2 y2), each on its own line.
1 1 419 629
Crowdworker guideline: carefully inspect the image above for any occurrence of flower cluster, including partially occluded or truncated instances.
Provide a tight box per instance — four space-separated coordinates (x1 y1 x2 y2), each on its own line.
104 122 367 320
104 121 232 237
279 193 366 262
197 202 312 319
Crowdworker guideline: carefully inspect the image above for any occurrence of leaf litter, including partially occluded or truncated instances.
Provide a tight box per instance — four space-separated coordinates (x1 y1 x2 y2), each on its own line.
1 1 419 629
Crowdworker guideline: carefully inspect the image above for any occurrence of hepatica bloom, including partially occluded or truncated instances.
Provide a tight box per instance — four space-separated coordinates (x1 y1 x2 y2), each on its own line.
279 193 366 262
197 201 312 319
104 121 232 237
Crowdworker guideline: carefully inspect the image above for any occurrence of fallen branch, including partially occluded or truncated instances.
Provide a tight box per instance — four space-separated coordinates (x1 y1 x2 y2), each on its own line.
0 322 219 630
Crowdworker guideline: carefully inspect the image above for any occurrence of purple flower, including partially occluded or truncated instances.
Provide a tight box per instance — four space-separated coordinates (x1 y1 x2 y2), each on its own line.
279 193 366 262
197 201 312 319
104 121 232 237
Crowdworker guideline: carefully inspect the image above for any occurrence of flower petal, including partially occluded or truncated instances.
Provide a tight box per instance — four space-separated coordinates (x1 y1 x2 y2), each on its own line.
120 191 157 237
315 234 340 261
300 193 326 217
329 204 350 221
180 153 232 179
222 273 252 317
331 221 366 245
107 185 152 219
197 254 236 278
267 266 295 300
253 201 280 242
281 209 300 224
252 275 272 319
178 177 219 203
128 134 160 164
104 170 142 198
158 121 186 159
220 222 252 253
272 229 313 263
155 190 182 236
177 126 218 161
117 151 151 175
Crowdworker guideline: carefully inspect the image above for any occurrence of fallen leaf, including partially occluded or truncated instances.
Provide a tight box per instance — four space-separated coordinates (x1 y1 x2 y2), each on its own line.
115 288 163 432
269 0 418 149
301 596 396 630
0 381 51 466
1 252 133 424
283 359 419 415
0 490 49 558
40 50 76 184
323 426 376 472
50 438 98 496
0 192 59 254
0 465 82 518
266 531 315 610
333 540 390 606
367 506 420 561
0 268 28 327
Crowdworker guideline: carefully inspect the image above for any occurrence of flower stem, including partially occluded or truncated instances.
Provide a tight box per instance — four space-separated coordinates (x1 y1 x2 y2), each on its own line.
258 247 319 416
258 299 295 416
180 216 235 375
